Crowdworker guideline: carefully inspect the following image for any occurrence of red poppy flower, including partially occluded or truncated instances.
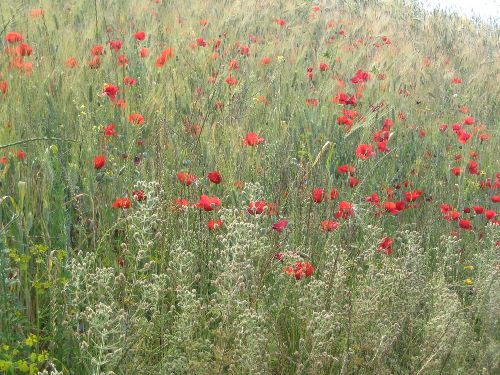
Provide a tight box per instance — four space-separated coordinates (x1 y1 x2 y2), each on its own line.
452 123 462 133
332 92 356 106
139 47 149 58
306 66 313 81
208 219 223 230
174 198 189 209
17 57 32 73
472 205 484 214
337 164 355 175
1 156 7 165
15 43 32 56
396 201 406 210
247 200 267 215
261 56 272 65
463 116 475 125
207 170 222 184
243 132 265 146
134 31 146 41
128 113 144 125
103 83 119 101
103 123 117 137
344 110 359 121
91 44 104 56
479 133 491 142
275 18 286 26
384 201 403 215
485 210 496 220
385 187 394 200
447 211 461 221
319 62 329 71
196 37 207 47
439 124 448 132
274 252 284 261
17 150 26 159
468 160 479 175
112 197 131 209
355 144 375 160
132 190 146 201
109 40 122 51
312 188 324 203
225 76 237 86
0 81 7 94
351 69 370 84
321 220 339 232
93 155 106 169
479 179 492 189
349 176 360 188
440 204 453 213
239 45 250 55
330 188 339 200
284 261 314 280
123 76 136 86
459 219 472 230
64 56 78 68
116 54 128 66
5 32 24 43
373 130 390 142
196 195 220 211
156 48 173 67
378 237 393 255
365 193 380 206
177 172 197 186
336 115 353 129
492 195 500 203
457 130 471 144
451 167 461 176
306 98 319 107
272 219 287 233
441 204 460 220
404 190 423 202
335 201 354 219
377 141 389 153
228 59 239 70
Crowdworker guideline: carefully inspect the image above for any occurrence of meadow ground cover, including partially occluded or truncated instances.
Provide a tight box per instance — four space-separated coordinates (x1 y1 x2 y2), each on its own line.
0 0 499 374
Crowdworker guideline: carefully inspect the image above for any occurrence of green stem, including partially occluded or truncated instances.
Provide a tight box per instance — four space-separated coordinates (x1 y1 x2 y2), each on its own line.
0 137 78 150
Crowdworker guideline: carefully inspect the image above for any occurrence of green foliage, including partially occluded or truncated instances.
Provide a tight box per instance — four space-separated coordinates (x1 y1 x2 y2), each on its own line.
0 0 498 374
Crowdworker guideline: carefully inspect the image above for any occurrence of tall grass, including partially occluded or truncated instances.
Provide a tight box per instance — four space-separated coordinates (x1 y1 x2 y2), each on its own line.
0 0 499 373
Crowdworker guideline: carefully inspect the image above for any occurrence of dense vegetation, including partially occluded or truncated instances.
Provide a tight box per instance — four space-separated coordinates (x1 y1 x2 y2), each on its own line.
0 0 499 373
